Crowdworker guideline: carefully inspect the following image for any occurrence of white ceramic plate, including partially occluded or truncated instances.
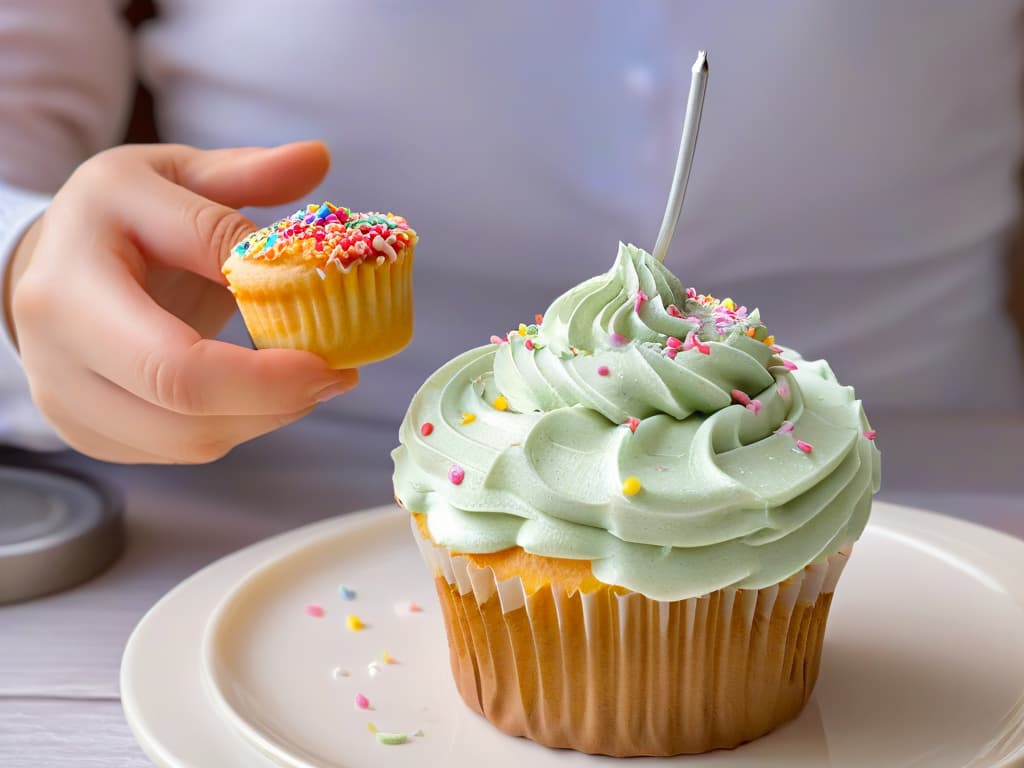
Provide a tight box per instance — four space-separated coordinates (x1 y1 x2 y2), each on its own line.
122 503 1024 767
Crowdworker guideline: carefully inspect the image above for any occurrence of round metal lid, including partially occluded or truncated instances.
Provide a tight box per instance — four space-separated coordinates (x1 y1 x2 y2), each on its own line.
0 465 123 604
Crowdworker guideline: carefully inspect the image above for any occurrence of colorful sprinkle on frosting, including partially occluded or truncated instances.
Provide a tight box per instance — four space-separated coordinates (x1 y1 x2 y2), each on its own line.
338 584 357 601
305 604 325 618
230 201 416 269
346 614 366 631
448 465 465 485
622 476 642 496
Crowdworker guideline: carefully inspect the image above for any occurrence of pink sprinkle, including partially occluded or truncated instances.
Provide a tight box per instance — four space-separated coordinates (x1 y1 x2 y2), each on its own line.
782 359 798 371
731 389 751 406
864 430 878 441
355 693 370 710
608 332 629 347
665 336 682 349
625 417 640 433
795 440 814 454
448 465 465 485
686 287 697 299
524 338 535 351
681 331 711 355
597 365 610 376
665 348 677 360
775 421 794 435
490 335 506 345
770 345 784 354
634 290 648 313
666 304 683 318
408 602 423 613
306 605 325 618
777 383 790 398
747 399 763 415
420 422 434 436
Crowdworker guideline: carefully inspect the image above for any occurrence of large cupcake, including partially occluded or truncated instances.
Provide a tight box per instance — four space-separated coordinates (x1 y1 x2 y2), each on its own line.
392 243 880 756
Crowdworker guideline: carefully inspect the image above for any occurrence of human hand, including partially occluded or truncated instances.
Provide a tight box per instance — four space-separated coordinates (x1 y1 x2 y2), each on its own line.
5 141 358 463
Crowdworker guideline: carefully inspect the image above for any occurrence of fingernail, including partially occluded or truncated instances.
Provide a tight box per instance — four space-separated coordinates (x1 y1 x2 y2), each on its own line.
315 373 358 402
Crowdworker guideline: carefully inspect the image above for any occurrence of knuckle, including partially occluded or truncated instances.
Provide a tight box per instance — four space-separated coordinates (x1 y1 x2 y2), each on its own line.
190 204 250 264
137 349 201 415
12 274 53 323
73 147 129 185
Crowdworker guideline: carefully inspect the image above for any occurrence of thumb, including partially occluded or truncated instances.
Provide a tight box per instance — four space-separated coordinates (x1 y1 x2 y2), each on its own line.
112 142 331 283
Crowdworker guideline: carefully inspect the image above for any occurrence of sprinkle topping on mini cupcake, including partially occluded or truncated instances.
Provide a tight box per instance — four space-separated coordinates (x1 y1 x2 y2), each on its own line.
232 201 417 268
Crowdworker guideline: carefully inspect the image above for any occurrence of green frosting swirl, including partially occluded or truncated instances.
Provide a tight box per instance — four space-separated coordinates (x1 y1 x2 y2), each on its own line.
392 244 881 601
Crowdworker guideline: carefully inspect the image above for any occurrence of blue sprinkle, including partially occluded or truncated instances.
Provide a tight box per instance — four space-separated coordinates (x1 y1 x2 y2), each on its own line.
265 234 277 248
242 241 250 250
338 584 356 601
316 203 332 220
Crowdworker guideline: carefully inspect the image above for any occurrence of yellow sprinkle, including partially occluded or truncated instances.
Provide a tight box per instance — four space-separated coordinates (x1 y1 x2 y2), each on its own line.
346 615 365 631
721 298 736 310
745 327 757 338
763 335 775 346
493 395 509 411
518 323 528 337
382 651 397 664
622 476 642 496
367 722 379 734
460 412 476 426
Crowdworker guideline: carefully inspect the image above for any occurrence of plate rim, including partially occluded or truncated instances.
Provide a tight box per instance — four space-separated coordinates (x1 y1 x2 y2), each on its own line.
122 502 1024 768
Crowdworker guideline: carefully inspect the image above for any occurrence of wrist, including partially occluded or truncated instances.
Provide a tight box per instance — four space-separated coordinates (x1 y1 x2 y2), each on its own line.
4 214 43 351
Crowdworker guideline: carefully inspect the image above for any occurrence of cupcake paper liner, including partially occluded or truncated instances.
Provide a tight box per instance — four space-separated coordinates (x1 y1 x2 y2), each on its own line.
233 248 414 368
413 517 850 756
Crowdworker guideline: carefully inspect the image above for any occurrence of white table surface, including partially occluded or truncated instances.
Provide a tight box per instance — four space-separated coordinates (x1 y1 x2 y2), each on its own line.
1 408 1022 767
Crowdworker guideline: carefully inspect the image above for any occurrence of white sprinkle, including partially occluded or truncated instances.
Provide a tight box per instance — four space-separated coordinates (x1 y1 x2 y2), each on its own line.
368 660 382 677
372 234 399 262
315 268 326 280
332 667 350 680
375 255 386 266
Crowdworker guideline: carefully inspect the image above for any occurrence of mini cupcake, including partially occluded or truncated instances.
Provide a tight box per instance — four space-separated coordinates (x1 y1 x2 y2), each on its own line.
392 243 880 756
223 202 417 368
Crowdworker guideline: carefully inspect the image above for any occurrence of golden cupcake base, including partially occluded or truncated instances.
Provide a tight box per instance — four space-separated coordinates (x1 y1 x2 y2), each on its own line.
413 516 850 757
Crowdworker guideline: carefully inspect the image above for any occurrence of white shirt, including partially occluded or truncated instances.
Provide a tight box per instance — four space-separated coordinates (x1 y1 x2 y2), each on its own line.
1 0 1022 450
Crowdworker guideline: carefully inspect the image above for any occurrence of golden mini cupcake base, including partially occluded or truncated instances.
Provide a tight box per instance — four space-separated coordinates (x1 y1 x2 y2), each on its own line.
226 249 414 369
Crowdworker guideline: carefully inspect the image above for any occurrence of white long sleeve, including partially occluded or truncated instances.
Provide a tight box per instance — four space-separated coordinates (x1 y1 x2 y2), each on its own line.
0 0 134 449
0 185 61 450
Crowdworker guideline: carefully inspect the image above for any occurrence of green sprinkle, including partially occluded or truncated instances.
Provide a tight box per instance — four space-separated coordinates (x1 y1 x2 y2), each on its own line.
375 732 409 745
526 324 539 335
